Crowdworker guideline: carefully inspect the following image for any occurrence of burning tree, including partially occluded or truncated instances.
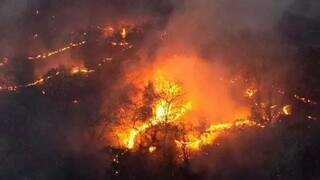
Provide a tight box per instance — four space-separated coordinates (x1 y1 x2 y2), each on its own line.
105 70 273 178
114 72 191 151
102 72 193 178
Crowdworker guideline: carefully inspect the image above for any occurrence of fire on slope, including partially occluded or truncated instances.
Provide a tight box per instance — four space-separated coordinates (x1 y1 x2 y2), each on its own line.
0 25 133 93
0 18 316 154
27 41 87 60
117 73 192 149
112 70 265 153
106 52 316 154
175 119 265 150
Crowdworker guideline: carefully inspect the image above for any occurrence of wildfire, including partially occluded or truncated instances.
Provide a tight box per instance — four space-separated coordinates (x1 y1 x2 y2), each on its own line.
109 27 133 50
148 146 157 153
0 64 96 94
245 88 257 98
99 25 131 38
120 28 127 39
0 25 134 94
25 78 45 87
282 105 292 115
0 85 18 92
115 72 268 152
293 94 317 105
0 19 316 159
27 41 86 60
118 73 192 149
176 119 264 150
70 66 95 75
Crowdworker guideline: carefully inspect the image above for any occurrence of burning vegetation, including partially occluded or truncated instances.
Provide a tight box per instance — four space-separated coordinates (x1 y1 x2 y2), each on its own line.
0 0 320 180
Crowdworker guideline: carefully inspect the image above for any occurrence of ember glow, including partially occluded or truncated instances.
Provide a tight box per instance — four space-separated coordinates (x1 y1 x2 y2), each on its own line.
245 88 257 98
175 119 264 150
120 28 127 39
70 66 95 75
27 41 86 60
148 146 157 153
282 105 292 115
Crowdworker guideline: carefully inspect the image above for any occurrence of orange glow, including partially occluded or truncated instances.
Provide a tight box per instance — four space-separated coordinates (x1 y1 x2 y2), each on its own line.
294 94 317 105
152 55 251 124
70 66 95 75
0 85 18 92
245 88 257 98
102 53 312 153
176 119 263 150
120 28 127 39
26 78 44 87
27 41 86 60
282 105 292 115
148 146 157 153
117 73 192 149
107 54 255 151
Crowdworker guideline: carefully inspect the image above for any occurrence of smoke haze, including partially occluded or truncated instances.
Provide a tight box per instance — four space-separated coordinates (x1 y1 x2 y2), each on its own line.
0 0 319 179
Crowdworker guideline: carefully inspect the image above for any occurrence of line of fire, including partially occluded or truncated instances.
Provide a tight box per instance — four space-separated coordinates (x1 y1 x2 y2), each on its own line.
0 1 319 180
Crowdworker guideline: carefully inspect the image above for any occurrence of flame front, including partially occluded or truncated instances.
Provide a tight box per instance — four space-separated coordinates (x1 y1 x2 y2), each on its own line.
176 119 264 150
115 71 270 151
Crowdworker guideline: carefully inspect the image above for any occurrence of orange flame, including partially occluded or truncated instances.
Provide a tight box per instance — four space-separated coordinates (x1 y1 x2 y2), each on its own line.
282 105 292 115
118 73 192 149
176 119 264 150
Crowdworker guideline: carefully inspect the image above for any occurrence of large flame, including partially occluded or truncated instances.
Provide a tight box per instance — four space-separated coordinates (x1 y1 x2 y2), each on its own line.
112 55 259 151
118 73 192 149
105 54 313 153
116 71 265 151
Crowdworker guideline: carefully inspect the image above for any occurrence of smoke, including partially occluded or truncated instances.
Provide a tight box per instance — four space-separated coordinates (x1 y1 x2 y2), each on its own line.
122 0 296 127
0 0 319 179
100 0 319 172
0 0 29 57
0 1 178 179
161 0 292 47
0 0 176 78
146 0 319 178
155 0 319 93
157 0 298 72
